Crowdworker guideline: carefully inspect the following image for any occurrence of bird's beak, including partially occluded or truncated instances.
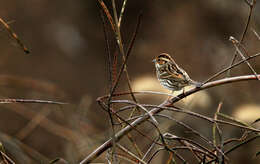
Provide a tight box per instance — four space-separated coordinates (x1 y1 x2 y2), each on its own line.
152 59 156 63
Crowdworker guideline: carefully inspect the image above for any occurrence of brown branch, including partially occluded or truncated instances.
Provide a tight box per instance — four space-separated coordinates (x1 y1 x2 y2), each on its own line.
203 52 260 84
3 103 82 144
0 17 30 54
155 114 225 158
80 74 260 163
97 0 116 33
227 0 255 77
229 36 259 80
252 28 260 40
0 98 66 105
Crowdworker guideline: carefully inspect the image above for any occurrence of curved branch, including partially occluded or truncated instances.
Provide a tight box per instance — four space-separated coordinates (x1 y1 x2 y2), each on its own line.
80 74 260 163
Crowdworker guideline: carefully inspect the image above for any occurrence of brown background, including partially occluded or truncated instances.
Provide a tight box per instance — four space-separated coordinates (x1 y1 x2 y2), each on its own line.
0 0 260 163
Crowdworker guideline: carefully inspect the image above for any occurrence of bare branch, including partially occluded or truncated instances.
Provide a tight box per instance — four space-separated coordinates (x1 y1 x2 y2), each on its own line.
116 144 147 164
227 0 255 77
251 28 260 40
80 74 260 163
203 52 260 84
0 17 30 54
229 36 259 80
0 98 67 105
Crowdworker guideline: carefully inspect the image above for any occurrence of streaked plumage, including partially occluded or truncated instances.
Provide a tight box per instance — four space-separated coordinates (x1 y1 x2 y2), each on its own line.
153 53 201 91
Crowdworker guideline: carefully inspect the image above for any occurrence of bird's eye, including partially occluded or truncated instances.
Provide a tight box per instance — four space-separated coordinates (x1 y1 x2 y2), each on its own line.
158 59 165 65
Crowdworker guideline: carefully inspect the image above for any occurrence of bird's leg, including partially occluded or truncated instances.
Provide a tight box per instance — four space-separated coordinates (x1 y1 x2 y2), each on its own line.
193 80 202 88
167 91 174 100
168 90 181 101
182 87 185 96
168 90 182 102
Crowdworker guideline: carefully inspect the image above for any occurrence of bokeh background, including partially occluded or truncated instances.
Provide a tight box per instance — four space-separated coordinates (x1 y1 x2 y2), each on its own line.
0 0 260 163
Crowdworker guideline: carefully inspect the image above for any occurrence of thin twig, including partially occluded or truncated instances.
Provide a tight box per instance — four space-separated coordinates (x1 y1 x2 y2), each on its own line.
100 10 113 92
217 112 250 127
118 0 128 28
97 0 116 33
100 2 143 158
203 52 260 84
0 151 15 164
229 36 259 80
122 13 143 157
226 0 255 77
110 0 141 108
164 133 218 161
0 17 30 54
110 101 260 133
0 98 67 105
155 114 226 158
102 0 117 159
4 103 82 144
80 74 260 163
147 147 187 164
225 135 260 155
16 108 52 140
146 148 165 164
251 28 260 40
116 144 147 164
114 153 140 164
111 100 158 124
213 102 224 163
97 100 164 146
101 1 142 158
141 137 159 162
0 131 49 163
213 102 223 147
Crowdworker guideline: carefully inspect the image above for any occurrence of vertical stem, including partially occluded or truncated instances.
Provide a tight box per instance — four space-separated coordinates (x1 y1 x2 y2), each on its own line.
118 0 128 28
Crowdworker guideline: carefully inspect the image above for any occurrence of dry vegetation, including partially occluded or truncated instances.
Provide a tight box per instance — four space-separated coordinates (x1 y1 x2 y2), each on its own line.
0 0 260 164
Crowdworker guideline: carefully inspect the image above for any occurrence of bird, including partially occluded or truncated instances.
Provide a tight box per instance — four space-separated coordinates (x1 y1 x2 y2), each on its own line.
152 53 201 92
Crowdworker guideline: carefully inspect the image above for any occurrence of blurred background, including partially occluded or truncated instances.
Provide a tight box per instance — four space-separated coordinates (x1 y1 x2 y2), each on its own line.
0 0 260 163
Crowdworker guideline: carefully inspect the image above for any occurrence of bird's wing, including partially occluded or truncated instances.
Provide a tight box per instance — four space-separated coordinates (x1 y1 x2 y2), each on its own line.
160 71 185 81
